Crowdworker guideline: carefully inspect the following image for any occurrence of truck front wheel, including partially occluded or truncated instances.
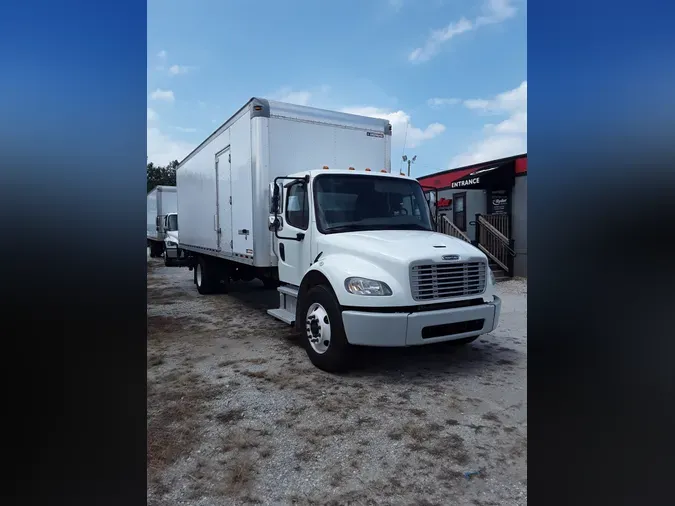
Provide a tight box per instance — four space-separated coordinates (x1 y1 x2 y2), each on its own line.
300 285 352 373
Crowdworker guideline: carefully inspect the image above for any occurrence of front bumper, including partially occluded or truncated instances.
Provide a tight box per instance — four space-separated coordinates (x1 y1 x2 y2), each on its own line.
341 296 501 347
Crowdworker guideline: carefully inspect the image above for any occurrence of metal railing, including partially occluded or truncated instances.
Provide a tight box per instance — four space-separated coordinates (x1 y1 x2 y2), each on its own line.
437 215 471 243
475 215 516 274
481 213 510 239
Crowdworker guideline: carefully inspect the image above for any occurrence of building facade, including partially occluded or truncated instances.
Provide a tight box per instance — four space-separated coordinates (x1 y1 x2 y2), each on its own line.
418 153 527 277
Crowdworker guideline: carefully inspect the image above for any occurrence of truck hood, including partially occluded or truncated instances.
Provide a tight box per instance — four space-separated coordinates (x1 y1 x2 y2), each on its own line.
317 229 485 265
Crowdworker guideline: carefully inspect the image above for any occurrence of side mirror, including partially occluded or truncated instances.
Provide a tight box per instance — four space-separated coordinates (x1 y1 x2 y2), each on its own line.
270 182 282 214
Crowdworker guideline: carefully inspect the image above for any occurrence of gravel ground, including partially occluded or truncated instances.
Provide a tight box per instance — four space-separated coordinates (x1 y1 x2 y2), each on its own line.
147 255 527 506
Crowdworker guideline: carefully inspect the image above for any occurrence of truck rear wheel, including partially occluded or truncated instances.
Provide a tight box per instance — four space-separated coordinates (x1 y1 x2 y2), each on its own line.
300 285 352 373
195 257 217 295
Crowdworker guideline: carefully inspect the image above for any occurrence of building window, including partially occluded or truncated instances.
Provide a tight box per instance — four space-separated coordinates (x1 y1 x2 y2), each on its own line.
286 182 309 230
453 192 466 231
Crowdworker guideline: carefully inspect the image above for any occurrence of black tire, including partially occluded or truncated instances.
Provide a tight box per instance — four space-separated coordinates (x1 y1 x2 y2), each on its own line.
195 256 217 295
299 284 352 373
261 277 280 290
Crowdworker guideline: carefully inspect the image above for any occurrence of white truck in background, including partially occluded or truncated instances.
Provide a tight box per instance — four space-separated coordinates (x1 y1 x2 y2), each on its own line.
147 185 177 258
173 98 501 372
162 212 189 267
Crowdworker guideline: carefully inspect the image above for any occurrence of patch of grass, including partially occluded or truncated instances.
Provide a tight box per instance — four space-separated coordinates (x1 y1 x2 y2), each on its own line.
329 470 345 487
466 423 487 433
388 429 404 441
481 412 501 423
497 358 515 365
402 421 427 442
221 454 255 495
221 428 261 452
241 370 268 379
397 390 412 401
148 354 165 367
409 408 426 417
244 357 268 365
216 408 244 424
219 359 239 367
287 405 307 417
147 373 220 476
446 418 459 426
356 415 375 426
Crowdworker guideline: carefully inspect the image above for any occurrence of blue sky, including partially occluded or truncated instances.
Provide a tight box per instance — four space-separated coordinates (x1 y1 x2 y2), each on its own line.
147 0 526 177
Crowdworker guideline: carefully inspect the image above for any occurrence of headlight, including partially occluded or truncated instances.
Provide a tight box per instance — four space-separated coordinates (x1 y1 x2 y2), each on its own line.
344 277 392 296
489 268 496 285
165 241 177 248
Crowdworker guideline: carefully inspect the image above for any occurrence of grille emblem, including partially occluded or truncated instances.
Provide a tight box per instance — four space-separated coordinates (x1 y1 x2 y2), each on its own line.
442 254 460 261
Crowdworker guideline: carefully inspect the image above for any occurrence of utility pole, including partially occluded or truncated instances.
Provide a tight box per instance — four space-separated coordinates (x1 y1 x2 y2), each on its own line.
402 154 417 177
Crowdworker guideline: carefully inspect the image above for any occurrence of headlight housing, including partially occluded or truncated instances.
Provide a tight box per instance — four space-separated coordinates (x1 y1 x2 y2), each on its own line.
344 277 392 296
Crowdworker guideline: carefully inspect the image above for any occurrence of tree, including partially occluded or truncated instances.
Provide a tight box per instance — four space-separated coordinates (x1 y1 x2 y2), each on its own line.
147 160 179 193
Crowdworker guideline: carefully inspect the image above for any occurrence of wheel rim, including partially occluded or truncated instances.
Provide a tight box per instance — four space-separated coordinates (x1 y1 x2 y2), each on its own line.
305 303 331 354
196 263 202 287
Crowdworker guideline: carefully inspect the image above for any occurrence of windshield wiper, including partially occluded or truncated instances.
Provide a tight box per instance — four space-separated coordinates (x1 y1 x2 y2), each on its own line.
386 223 433 231
324 224 368 233
324 223 432 233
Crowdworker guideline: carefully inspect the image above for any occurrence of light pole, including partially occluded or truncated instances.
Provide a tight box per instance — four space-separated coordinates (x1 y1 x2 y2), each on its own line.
402 154 417 177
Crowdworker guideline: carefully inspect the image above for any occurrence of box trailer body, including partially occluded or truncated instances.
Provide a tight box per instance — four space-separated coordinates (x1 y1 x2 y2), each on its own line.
147 185 177 256
173 98 501 373
176 98 392 268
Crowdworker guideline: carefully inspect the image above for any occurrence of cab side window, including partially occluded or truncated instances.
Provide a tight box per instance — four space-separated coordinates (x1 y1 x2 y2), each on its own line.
286 183 309 230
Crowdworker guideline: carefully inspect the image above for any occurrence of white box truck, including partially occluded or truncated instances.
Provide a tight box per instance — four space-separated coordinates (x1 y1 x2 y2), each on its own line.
147 185 178 257
175 98 501 372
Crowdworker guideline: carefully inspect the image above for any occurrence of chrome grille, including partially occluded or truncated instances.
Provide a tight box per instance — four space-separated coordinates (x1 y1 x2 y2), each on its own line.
410 261 487 301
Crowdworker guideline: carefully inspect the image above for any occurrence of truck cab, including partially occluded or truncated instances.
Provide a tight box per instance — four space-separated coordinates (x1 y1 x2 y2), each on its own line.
268 168 501 372
163 213 187 266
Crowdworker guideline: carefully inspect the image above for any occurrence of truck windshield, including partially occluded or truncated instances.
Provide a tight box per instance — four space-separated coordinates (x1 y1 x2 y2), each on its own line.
166 214 178 231
313 174 434 234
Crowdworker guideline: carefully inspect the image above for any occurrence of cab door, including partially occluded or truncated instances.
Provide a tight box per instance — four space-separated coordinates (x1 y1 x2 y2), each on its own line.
275 180 311 287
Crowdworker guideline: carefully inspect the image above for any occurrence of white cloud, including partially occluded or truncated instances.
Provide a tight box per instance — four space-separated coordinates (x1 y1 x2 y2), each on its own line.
463 80 526 114
150 89 175 102
147 127 195 166
157 50 167 60
268 85 331 107
427 97 460 108
450 80 527 167
475 0 517 26
270 87 313 106
169 64 190 75
174 126 197 133
147 108 158 122
409 0 516 63
340 106 445 149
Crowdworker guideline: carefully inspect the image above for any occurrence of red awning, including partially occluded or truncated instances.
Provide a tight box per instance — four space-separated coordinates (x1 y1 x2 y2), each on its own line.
418 154 527 190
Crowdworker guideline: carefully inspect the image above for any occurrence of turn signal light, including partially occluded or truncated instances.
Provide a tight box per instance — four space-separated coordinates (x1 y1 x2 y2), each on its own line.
380 169 387 173
348 167 355 171
365 168 371 172
322 165 329 170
